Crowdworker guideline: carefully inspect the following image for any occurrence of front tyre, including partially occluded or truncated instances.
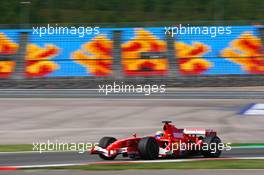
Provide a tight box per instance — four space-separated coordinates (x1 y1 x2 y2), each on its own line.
138 137 159 160
98 137 117 160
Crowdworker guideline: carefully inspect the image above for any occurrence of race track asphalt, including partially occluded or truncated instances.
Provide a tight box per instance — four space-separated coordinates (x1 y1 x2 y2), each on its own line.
2 170 264 175
0 147 264 166
1 98 264 144
1 88 264 174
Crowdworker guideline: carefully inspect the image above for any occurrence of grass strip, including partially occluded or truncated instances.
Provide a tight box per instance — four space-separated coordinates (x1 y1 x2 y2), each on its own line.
231 143 264 147
49 159 264 171
0 144 33 152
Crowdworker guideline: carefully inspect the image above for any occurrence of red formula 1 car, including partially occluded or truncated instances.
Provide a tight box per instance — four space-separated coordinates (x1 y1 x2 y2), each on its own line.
91 121 222 160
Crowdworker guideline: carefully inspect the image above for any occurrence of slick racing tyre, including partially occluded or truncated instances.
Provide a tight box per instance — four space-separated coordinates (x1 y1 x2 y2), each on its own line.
98 137 117 160
201 136 222 158
138 137 159 160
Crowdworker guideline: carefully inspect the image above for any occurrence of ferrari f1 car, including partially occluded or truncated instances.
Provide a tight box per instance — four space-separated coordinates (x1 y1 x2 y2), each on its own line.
91 121 222 160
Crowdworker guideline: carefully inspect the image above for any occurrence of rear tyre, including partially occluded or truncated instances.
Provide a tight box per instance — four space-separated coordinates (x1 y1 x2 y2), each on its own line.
201 136 222 158
138 137 159 160
98 137 117 160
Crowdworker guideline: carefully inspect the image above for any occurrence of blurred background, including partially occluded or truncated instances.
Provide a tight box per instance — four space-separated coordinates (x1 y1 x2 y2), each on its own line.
0 0 264 24
0 0 263 88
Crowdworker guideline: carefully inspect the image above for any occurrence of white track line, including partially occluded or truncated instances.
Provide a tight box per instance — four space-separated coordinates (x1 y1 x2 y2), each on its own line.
15 163 88 169
0 150 79 154
126 157 264 163
8 156 264 169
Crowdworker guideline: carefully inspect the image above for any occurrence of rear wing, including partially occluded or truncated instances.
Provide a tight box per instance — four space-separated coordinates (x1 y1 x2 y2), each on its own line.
183 128 216 136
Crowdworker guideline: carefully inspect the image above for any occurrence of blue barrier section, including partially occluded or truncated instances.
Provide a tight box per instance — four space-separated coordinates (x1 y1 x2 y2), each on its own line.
0 26 263 77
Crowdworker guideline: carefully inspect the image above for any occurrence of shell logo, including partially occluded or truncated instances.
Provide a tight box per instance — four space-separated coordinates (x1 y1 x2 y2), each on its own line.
25 44 59 77
0 33 19 78
72 35 113 76
221 32 264 74
175 42 212 75
121 29 168 76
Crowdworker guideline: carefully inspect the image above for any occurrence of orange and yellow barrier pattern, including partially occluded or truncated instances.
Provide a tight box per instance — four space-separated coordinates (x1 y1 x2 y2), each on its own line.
0 33 18 78
0 26 263 78
221 32 264 74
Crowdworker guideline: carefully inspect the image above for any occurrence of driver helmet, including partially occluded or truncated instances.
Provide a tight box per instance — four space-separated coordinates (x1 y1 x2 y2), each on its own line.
155 131 164 138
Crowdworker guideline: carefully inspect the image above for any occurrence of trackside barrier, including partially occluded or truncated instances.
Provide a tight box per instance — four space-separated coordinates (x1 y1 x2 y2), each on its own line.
0 25 263 80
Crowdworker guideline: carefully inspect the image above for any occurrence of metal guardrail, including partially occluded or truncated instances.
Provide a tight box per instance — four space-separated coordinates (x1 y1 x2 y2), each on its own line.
0 89 263 99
